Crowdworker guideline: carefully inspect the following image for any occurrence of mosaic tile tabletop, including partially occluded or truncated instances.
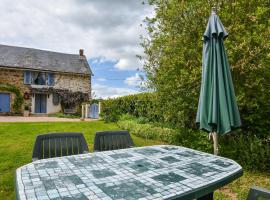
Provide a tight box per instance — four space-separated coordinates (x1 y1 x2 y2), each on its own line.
16 145 243 200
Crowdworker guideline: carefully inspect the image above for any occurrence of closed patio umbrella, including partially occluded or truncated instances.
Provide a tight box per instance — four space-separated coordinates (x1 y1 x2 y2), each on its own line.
196 8 241 155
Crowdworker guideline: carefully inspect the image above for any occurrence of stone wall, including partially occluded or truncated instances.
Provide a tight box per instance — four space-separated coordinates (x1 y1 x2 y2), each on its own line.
0 68 31 113
54 73 91 96
0 68 91 114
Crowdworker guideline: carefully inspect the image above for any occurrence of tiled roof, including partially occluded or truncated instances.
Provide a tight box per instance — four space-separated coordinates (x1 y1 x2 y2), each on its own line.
0 44 92 75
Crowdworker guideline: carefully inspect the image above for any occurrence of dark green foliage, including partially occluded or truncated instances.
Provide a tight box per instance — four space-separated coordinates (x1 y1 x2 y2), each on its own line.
141 0 270 138
118 116 269 171
220 134 270 171
0 83 23 113
100 93 160 123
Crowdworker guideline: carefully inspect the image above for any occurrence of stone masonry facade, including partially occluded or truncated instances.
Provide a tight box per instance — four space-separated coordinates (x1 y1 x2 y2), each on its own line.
0 68 91 114
0 68 31 113
54 73 91 94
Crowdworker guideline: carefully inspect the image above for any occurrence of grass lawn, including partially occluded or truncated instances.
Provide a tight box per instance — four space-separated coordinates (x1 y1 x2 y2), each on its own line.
0 121 269 200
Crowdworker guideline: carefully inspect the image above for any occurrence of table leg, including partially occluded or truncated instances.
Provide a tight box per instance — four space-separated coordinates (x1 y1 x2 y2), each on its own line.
197 192 213 200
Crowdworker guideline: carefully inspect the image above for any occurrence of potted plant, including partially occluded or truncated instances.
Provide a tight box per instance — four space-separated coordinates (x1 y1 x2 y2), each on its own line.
23 105 30 117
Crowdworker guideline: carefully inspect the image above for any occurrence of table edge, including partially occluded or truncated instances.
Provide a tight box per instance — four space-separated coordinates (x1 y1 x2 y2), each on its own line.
169 168 243 200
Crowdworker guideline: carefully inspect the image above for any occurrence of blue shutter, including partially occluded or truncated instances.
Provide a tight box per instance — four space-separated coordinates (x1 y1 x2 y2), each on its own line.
24 71 31 84
47 73 54 86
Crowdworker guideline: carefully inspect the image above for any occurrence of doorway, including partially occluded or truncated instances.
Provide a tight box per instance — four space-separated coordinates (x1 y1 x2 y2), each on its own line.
35 94 47 113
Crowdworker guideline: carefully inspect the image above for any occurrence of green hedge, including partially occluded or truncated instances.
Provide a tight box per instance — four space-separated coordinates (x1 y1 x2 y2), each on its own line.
101 93 160 123
101 91 270 139
118 115 270 171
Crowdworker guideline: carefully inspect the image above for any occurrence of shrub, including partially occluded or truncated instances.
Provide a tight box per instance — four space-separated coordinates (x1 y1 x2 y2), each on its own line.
118 116 269 171
117 119 176 143
220 134 270 171
100 93 160 123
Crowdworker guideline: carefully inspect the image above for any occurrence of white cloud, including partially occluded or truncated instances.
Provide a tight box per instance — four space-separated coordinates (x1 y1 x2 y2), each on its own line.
92 83 139 99
0 0 152 71
96 78 106 82
124 73 144 87
115 59 130 70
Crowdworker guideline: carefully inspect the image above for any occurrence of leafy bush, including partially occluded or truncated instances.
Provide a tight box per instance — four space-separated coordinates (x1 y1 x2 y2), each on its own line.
118 114 212 151
100 93 160 122
118 116 269 171
118 119 176 143
220 135 270 171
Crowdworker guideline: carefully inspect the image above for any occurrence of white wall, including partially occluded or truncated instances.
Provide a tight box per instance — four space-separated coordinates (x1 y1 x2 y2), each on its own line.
47 94 61 114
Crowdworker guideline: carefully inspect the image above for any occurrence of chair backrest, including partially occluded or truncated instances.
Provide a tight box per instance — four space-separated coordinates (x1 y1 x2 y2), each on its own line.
32 132 89 161
94 131 134 151
247 186 270 200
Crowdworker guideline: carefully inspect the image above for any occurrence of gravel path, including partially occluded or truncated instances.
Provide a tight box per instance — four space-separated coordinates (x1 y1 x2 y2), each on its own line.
0 116 97 122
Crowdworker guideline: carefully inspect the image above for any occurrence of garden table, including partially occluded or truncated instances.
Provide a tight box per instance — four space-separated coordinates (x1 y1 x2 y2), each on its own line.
15 145 243 200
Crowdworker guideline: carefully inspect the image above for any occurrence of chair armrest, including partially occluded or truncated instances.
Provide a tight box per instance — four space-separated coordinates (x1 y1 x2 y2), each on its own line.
247 186 270 200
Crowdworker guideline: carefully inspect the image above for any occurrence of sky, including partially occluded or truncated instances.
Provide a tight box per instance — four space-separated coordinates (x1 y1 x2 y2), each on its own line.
0 0 152 98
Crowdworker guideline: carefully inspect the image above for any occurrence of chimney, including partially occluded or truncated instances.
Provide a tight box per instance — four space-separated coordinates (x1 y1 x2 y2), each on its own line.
79 49 84 56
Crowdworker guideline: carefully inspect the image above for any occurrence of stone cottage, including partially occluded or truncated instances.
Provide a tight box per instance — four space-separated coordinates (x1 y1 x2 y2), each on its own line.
0 44 92 115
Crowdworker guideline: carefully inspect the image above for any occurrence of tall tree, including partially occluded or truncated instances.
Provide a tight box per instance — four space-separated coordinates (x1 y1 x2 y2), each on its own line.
141 0 270 137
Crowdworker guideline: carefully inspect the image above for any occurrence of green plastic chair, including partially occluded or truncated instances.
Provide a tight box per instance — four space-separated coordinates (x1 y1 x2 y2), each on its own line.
32 132 89 161
247 186 270 200
94 131 134 151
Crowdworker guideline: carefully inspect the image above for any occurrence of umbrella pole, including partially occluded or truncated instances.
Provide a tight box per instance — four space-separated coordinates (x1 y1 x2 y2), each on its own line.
212 132 219 155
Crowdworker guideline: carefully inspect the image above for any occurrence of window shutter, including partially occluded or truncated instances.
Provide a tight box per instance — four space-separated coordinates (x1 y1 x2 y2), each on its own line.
48 73 54 86
24 71 31 84
53 93 60 105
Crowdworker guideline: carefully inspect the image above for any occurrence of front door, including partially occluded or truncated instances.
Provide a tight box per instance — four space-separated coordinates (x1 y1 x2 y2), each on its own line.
35 94 47 113
0 93 10 112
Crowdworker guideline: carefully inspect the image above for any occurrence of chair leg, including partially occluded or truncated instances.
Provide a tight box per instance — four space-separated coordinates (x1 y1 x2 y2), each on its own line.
197 192 213 200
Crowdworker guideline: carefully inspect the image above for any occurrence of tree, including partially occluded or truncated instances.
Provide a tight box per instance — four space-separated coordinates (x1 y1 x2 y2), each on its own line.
141 0 270 138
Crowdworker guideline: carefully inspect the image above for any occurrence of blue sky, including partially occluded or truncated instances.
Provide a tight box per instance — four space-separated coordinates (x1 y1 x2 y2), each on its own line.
89 57 145 99
0 0 152 98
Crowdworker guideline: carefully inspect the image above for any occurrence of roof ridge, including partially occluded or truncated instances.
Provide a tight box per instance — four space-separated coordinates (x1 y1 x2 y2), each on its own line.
0 44 80 57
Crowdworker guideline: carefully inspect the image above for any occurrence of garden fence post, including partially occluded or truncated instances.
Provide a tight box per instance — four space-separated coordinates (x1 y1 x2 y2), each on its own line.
81 104 85 120
99 101 101 115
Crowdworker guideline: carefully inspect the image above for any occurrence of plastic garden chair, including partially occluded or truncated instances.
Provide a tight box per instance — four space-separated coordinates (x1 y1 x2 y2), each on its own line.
94 131 134 151
247 186 270 200
32 132 89 161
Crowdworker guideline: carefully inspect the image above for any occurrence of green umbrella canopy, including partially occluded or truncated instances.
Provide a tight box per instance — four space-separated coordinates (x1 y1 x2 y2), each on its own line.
196 11 241 135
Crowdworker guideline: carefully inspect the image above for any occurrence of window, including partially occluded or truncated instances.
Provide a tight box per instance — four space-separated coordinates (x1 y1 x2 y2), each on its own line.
24 71 31 84
33 72 46 85
24 71 54 86
47 73 54 86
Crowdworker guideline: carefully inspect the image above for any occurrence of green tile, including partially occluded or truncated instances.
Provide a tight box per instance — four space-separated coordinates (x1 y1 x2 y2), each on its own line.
91 169 116 178
98 180 157 200
110 153 133 159
160 156 180 163
152 172 186 185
